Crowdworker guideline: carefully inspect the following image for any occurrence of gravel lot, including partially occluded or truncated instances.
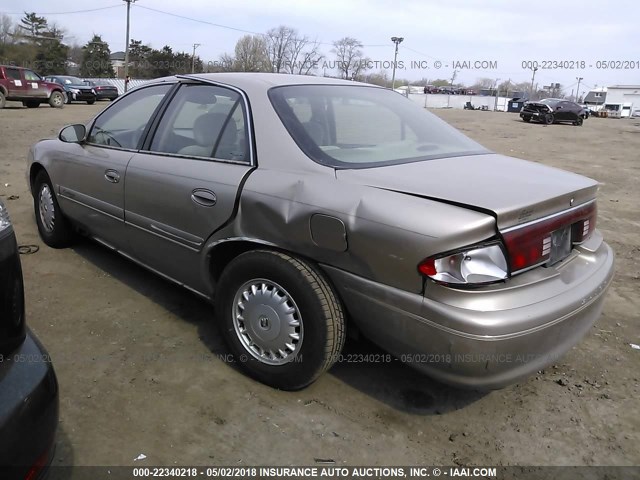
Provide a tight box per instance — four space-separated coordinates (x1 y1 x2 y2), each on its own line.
1 100 638 473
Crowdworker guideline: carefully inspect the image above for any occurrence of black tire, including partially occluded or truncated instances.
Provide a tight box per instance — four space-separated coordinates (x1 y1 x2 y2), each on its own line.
544 113 554 125
65 92 72 104
87 99 96 105
48 91 64 108
574 116 584 126
25 100 40 108
522 116 531 122
215 250 345 390
33 171 74 248
0 91 6 109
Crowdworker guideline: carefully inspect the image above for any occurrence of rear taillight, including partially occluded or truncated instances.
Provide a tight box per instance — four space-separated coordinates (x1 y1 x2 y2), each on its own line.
502 200 597 273
418 241 508 286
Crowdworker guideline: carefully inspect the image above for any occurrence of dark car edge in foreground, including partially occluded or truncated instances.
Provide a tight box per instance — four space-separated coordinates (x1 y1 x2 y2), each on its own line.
26 73 613 391
0 200 58 480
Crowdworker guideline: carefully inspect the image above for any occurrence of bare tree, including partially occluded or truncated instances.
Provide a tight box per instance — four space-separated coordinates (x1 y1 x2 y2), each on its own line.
287 36 323 75
0 14 13 45
265 25 297 73
234 35 270 72
332 37 368 80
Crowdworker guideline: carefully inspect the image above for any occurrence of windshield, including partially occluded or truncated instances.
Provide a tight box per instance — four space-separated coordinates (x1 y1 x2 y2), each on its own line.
540 99 560 106
61 76 83 85
268 85 488 169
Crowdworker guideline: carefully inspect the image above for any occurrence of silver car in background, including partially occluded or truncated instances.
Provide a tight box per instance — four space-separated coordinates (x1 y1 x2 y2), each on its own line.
26 73 614 390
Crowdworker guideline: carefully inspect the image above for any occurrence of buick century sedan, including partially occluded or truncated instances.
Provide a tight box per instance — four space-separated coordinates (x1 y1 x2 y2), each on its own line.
26 73 614 390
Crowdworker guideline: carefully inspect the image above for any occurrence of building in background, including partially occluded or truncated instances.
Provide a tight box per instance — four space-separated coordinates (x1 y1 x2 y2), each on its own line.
602 85 640 117
583 87 607 110
110 51 126 78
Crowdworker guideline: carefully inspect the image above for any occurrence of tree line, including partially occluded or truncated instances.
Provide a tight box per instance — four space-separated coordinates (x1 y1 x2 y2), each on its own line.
1 12 564 97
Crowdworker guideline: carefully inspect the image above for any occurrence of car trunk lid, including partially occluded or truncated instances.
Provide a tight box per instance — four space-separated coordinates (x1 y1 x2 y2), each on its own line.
336 153 599 230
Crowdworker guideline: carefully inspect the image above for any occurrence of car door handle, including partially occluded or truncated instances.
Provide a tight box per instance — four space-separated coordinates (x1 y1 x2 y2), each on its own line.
191 189 217 207
104 169 120 183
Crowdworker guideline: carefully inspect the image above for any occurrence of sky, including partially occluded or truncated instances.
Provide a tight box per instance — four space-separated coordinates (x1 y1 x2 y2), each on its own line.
3 0 639 95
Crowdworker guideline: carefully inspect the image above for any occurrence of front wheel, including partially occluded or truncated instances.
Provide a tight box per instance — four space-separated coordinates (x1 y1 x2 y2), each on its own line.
215 250 345 390
48 91 64 108
25 100 40 108
522 116 531 122
544 113 554 125
33 171 74 248
574 116 584 126
87 99 96 105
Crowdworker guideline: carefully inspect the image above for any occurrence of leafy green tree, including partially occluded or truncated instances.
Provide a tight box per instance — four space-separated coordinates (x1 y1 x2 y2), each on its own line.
80 35 114 77
33 25 68 75
128 39 154 78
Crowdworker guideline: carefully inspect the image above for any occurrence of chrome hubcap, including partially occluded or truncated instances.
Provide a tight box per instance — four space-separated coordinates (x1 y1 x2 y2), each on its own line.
38 184 55 233
232 279 303 365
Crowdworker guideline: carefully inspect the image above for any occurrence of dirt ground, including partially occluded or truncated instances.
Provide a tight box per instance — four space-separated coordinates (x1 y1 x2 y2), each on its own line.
0 100 638 472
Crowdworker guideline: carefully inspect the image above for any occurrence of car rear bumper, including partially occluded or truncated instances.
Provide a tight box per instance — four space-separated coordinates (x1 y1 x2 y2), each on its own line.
0 330 58 478
96 91 118 100
323 232 614 389
67 91 95 102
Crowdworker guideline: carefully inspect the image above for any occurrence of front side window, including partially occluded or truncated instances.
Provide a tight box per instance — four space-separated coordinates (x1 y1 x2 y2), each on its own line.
88 84 172 150
23 70 41 81
269 85 487 168
148 83 248 162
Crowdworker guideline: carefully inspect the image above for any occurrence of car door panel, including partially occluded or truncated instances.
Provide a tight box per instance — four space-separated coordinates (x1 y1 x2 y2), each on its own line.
53 83 173 249
124 154 253 292
123 82 254 293
53 144 133 248
5 68 25 97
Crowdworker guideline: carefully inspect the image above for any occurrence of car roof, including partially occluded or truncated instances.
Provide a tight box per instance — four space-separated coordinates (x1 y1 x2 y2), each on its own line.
153 72 381 91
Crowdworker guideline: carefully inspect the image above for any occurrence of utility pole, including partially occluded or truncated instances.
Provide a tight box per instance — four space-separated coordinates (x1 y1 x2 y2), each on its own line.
493 78 500 111
576 76 583 103
390 36 404 90
191 43 201 73
123 0 136 92
530 66 538 98
446 69 458 108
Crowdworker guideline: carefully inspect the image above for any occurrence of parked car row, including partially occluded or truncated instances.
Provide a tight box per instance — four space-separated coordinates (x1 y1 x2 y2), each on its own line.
0 65 118 109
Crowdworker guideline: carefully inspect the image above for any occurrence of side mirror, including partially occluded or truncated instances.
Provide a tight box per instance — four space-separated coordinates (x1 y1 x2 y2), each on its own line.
59 124 86 143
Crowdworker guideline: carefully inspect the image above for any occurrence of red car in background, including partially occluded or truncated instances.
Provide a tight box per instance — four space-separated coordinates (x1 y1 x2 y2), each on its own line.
0 65 65 108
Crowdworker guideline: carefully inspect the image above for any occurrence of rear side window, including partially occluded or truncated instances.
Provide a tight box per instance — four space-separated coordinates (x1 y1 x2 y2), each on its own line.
5 68 21 81
148 83 249 162
88 84 172 150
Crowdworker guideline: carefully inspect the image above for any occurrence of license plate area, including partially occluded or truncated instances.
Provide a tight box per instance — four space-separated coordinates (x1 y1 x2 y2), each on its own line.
547 225 572 266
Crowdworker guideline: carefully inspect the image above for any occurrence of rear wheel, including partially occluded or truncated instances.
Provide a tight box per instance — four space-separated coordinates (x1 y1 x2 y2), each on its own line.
215 250 345 390
48 91 64 108
33 171 74 248
544 113 554 125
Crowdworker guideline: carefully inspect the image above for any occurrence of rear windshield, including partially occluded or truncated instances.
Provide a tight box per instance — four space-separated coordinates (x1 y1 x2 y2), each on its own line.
268 84 488 169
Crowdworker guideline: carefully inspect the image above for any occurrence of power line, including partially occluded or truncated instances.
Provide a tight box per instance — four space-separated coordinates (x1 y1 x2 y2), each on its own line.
1 5 122 15
132 4 388 47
